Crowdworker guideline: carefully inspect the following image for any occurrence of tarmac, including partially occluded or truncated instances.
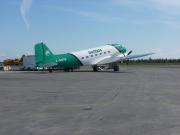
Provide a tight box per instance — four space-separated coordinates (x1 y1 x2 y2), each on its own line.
0 65 180 135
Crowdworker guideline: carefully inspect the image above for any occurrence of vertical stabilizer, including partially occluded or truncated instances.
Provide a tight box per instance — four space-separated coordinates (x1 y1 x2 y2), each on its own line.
34 42 56 67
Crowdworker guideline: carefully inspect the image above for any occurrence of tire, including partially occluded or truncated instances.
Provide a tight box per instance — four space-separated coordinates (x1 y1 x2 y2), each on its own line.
93 65 98 72
48 69 53 73
113 65 119 72
64 69 70 72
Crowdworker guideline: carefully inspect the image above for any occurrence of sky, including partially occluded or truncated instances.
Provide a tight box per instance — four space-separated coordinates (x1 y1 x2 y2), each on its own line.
0 0 180 60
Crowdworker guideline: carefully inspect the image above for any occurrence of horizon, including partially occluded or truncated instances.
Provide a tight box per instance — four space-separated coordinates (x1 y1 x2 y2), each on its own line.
0 0 180 61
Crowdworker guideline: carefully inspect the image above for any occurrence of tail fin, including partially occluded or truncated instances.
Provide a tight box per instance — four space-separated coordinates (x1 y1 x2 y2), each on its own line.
34 43 56 67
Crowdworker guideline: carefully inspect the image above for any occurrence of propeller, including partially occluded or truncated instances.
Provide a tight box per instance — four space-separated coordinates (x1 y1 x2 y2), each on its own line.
127 50 133 56
122 50 133 64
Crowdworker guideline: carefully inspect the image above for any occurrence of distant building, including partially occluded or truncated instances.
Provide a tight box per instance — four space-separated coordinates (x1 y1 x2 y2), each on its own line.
3 65 24 71
3 56 24 71
0 62 3 70
23 55 36 70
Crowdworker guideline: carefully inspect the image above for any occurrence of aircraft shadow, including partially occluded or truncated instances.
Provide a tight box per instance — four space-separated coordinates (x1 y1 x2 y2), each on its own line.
72 70 133 74
20 70 134 74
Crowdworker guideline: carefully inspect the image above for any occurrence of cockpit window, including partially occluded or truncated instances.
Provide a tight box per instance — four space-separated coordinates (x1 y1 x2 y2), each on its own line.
110 43 127 54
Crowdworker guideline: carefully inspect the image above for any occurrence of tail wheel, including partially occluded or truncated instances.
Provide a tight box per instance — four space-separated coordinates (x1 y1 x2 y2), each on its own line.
93 65 98 72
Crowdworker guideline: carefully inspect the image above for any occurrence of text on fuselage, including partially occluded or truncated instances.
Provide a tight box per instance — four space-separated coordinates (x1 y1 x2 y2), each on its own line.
88 49 102 54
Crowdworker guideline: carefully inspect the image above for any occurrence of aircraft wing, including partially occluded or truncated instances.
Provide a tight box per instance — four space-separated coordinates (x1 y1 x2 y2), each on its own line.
92 53 154 65
92 54 125 65
91 55 118 65
124 53 155 60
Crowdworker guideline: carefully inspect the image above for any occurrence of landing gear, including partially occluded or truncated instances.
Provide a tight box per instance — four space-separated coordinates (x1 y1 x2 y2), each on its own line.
93 65 98 72
64 68 74 72
48 68 53 73
113 65 119 72
93 64 119 72
64 69 70 72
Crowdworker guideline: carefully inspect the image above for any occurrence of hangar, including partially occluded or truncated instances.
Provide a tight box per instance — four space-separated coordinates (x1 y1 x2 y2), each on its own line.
23 55 36 70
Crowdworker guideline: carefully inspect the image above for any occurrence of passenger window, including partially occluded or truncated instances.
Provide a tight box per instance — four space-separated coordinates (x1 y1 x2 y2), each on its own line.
91 55 94 57
95 54 98 56
86 56 89 58
104 52 106 54
108 51 111 53
100 53 102 55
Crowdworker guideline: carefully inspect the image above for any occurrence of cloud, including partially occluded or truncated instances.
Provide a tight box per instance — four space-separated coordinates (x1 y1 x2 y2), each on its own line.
20 0 32 29
113 0 180 10
45 6 121 23
42 1 180 29
71 10 121 23
152 0 180 9
112 0 180 28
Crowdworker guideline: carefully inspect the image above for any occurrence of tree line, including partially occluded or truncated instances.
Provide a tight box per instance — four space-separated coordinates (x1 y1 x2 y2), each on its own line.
125 58 180 65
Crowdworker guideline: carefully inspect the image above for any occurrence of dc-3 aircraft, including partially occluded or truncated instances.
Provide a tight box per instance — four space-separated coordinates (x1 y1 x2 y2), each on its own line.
35 42 154 72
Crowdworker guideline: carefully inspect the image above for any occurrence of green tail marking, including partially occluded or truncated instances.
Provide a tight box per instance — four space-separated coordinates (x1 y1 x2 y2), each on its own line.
34 42 56 67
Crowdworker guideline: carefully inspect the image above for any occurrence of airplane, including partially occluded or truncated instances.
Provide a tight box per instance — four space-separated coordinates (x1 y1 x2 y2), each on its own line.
34 42 154 72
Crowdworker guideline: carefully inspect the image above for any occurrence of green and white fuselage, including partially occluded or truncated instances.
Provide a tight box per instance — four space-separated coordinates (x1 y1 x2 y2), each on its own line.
71 44 126 65
35 43 153 71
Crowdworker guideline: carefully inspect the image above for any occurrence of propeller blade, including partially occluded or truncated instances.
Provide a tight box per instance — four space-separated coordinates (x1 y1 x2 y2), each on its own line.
128 50 133 55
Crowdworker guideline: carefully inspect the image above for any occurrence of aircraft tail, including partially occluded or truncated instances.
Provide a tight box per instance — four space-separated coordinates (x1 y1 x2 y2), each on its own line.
34 43 56 67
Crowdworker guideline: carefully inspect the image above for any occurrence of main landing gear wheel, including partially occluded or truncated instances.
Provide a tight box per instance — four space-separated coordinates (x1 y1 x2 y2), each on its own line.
93 65 98 72
113 65 119 72
64 69 70 72
48 68 53 73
